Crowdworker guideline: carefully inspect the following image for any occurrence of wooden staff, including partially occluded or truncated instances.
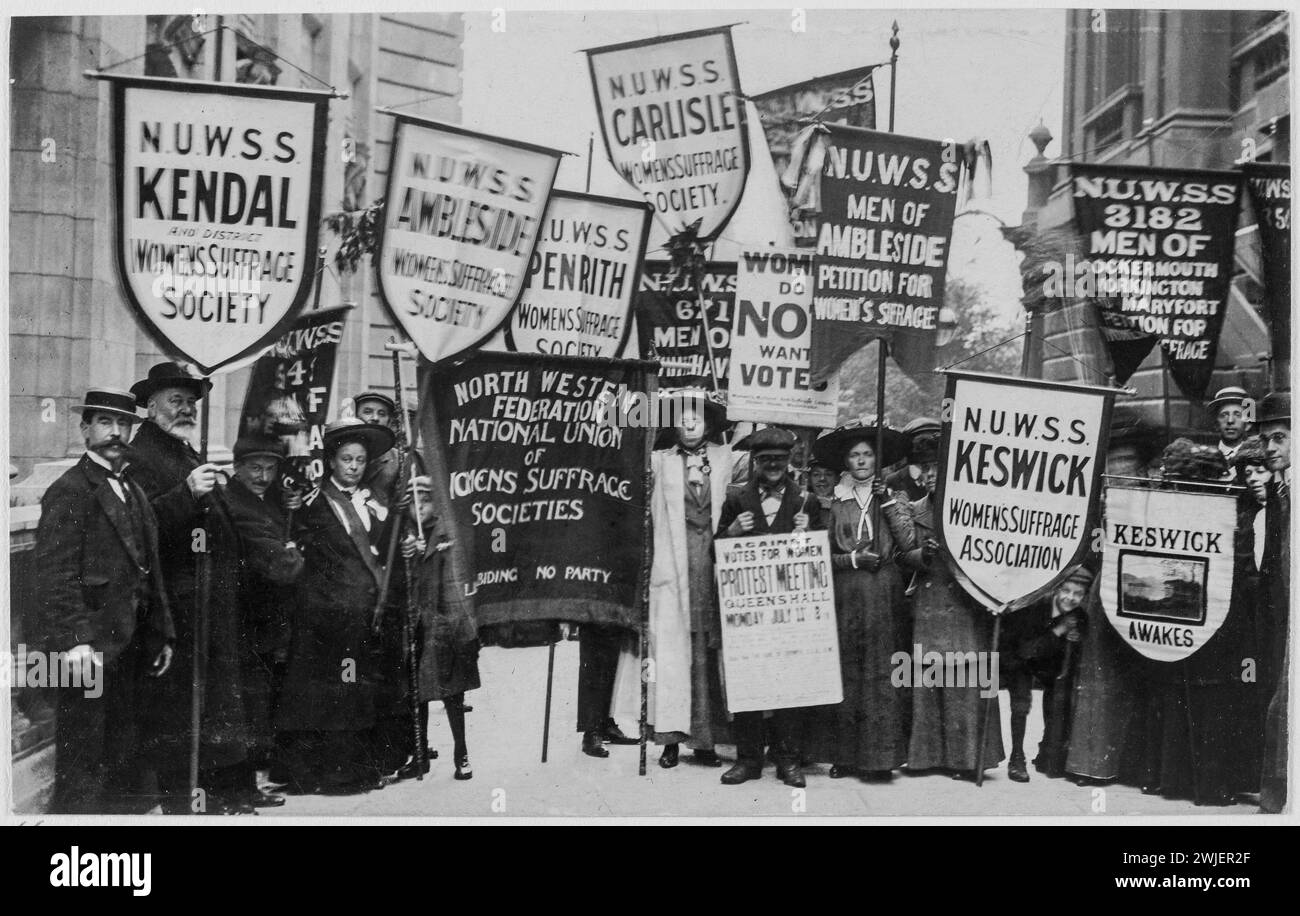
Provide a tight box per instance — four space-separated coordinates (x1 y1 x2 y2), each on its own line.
874 339 888 551
973 611 1002 787
540 630 556 763
403 470 427 780
190 376 213 805
371 340 418 631
638 361 658 777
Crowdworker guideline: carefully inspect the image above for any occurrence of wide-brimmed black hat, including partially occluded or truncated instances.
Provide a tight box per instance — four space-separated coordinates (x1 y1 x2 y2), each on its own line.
73 387 141 422
653 388 730 449
233 434 288 463
1207 386 1249 416
813 419 907 469
352 391 398 415
1259 390 1290 425
130 362 212 407
322 417 395 458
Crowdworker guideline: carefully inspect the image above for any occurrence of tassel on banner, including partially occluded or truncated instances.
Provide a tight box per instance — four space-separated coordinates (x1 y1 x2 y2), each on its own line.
958 138 993 208
780 123 830 217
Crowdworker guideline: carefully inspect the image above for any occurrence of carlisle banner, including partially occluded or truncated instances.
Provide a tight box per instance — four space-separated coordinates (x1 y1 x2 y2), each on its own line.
636 260 736 391
586 26 750 240
810 125 961 385
493 191 652 358
1100 484 1237 662
728 249 840 427
1243 163 1290 371
935 371 1114 611
429 351 650 628
110 76 329 374
377 114 561 365
1070 163 1242 398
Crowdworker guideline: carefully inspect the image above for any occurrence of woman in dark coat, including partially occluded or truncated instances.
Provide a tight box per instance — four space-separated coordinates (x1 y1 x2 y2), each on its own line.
816 421 916 781
275 418 395 794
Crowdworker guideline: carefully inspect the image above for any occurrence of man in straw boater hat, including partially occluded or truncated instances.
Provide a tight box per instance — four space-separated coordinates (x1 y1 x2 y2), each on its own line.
35 388 176 813
1256 390 1289 813
126 361 254 814
1206 385 1253 469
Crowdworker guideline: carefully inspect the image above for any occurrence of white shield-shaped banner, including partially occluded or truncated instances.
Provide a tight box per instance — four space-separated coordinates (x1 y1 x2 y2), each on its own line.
586 26 750 241
1101 484 1237 662
112 76 329 374
378 115 562 365
935 371 1114 610
495 191 652 358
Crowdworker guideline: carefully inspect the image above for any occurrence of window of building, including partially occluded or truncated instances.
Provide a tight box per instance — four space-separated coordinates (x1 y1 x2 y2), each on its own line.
1083 9 1139 111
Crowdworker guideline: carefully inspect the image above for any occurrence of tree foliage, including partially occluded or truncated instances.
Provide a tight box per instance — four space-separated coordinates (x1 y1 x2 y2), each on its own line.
322 197 385 276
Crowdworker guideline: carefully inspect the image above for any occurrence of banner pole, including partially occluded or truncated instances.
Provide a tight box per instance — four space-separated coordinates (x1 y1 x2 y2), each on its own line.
888 22 900 133
190 376 213 807
874 338 887 551
973 613 1000 787
541 640 556 763
638 362 657 776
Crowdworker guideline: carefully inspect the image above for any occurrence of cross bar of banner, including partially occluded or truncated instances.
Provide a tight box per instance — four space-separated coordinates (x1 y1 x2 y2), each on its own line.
936 367 1139 398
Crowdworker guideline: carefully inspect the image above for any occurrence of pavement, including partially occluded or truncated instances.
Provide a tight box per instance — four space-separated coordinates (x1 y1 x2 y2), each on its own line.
260 640 1261 819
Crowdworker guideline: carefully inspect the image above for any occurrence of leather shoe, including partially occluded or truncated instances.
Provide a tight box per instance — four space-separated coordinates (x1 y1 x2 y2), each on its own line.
397 755 431 780
1008 756 1030 783
829 764 856 779
582 730 609 758
690 749 722 767
454 755 473 781
721 762 762 785
601 718 639 745
250 789 286 808
659 743 680 768
777 763 806 788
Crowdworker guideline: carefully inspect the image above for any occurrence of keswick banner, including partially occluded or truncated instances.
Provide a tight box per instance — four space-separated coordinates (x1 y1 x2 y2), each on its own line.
111 76 329 374
636 260 736 391
810 125 960 385
378 115 561 365
728 249 840 428
935 371 1114 611
430 352 650 628
1070 163 1242 397
587 26 750 240
1243 163 1291 371
1100 485 1237 663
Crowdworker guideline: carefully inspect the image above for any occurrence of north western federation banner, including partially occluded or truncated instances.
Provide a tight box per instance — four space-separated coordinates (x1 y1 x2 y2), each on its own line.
1243 163 1290 372
378 115 561 365
429 351 650 628
586 26 750 240
1100 484 1236 662
635 260 736 391
810 125 960 385
728 249 839 427
1070 164 1242 398
935 371 1113 611
111 76 329 374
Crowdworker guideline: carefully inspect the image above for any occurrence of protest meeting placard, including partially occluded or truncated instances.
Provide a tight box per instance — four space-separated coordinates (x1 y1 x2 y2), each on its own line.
635 259 736 391
728 249 840 428
377 115 561 365
810 125 961 384
1100 485 1237 663
110 76 330 374
935 371 1114 610
428 351 650 629
587 25 750 240
1070 163 1242 397
714 530 842 712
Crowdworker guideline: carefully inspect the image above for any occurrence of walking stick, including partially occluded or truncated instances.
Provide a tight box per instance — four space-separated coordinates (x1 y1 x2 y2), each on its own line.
190 376 213 808
973 612 1002 787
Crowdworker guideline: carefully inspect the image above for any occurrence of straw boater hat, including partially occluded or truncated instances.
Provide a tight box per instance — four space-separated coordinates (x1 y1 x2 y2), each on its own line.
233 434 288 463
73 387 141 423
1259 390 1290 425
1207 386 1249 416
813 417 908 469
130 361 212 407
322 417 395 458
352 391 398 416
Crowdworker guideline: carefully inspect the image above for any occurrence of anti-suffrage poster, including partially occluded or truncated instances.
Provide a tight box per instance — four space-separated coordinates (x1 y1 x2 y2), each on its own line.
935 371 1113 611
728 249 840 427
484 191 652 358
111 76 329 374
1100 485 1236 662
586 26 750 240
715 530 841 712
1243 163 1291 372
810 125 960 385
430 351 649 628
1070 163 1242 397
238 305 350 489
635 259 736 392
377 115 561 365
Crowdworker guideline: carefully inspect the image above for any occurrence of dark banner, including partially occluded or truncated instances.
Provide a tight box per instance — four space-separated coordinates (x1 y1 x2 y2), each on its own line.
1243 163 1291 370
752 65 878 247
429 351 650 628
810 125 960 385
238 305 351 490
635 259 736 391
1070 164 1242 397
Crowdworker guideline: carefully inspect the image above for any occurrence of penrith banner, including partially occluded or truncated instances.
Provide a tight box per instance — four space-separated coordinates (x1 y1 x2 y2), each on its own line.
377 115 561 366
1100 484 1236 663
110 76 330 374
1069 163 1242 398
935 371 1114 611
429 351 650 628
586 26 750 241
635 260 736 392
1243 163 1291 372
809 125 960 385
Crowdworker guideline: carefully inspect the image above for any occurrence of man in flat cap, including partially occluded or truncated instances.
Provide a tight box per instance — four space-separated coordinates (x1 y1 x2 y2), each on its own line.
352 390 418 512
36 388 175 813
1257 391 1289 813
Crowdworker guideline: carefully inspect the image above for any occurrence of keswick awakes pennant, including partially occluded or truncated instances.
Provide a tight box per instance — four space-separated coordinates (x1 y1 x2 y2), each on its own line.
1243 163 1291 372
586 26 750 240
935 371 1114 611
1100 485 1236 663
111 76 329 374
810 125 960 386
1070 163 1242 398
378 115 562 365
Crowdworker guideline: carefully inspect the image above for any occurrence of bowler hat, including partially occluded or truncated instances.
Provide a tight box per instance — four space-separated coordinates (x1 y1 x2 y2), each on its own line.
1259 390 1290 425
322 417 395 458
130 362 212 407
1207 386 1249 416
73 387 141 422
813 418 908 469
352 391 398 416
233 434 288 463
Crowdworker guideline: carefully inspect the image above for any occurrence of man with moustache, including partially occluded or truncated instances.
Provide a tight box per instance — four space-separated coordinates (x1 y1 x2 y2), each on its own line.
36 388 175 813
1207 386 1252 470
127 362 253 814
